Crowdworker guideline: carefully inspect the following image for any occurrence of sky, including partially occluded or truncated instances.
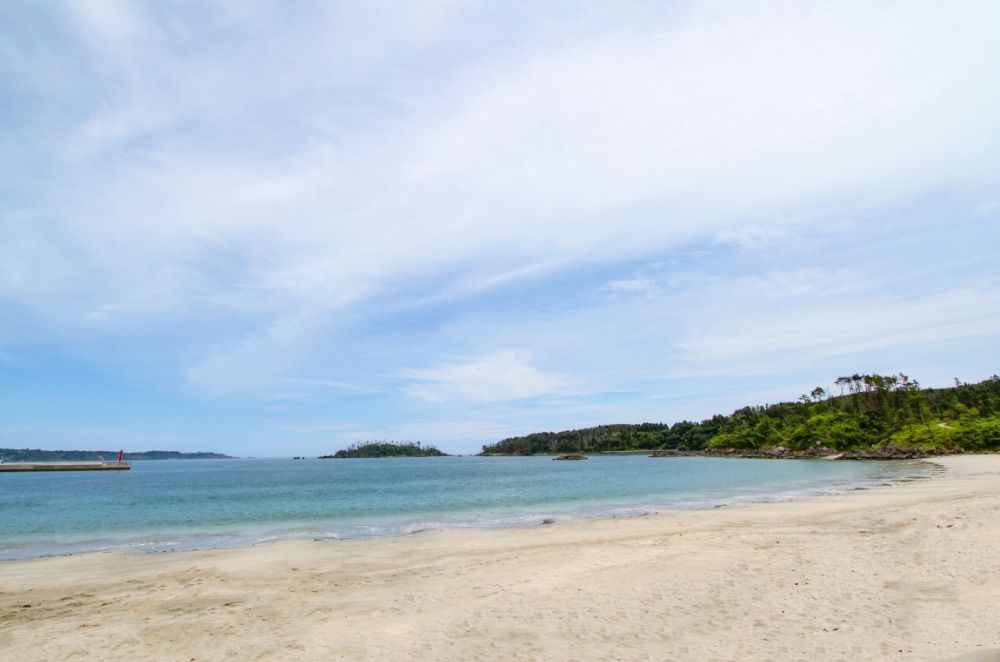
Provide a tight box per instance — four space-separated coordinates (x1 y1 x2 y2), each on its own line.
1 1 999 457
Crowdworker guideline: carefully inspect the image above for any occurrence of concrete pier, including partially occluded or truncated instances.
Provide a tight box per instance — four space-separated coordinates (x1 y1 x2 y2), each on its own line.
0 461 131 472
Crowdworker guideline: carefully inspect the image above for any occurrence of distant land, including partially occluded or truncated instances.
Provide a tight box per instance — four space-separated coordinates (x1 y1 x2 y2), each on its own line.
0 449 234 462
320 441 448 458
480 374 1000 457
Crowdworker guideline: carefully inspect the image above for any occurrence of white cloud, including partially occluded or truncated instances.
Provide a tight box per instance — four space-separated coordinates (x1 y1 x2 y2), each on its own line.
608 278 658 295
657 269 1000 380
184 313 321 395
64 0 148 50
973 200 1000 217
9 2 999 331
405 351 567 403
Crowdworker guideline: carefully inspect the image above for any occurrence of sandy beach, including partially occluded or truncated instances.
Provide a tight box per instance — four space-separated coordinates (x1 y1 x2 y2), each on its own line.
1 456 998 661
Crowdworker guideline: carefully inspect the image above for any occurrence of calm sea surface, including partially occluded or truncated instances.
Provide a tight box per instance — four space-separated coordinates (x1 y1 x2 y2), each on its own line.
0 456 927 560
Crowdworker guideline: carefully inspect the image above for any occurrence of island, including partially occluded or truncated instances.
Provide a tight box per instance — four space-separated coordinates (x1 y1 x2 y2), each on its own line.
319 441 448 458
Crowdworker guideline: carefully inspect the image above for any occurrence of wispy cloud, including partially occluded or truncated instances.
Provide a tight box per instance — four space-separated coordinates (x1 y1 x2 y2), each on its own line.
2 1 999 454
404 351 569 403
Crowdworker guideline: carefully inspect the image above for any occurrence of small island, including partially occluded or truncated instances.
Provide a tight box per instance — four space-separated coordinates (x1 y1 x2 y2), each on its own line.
320 441 448 459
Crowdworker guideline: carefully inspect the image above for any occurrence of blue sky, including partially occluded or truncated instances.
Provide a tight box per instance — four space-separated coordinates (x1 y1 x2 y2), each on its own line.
2 1 999 457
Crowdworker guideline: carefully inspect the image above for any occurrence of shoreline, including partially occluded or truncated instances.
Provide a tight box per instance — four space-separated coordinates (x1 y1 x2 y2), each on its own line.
489 444 958 459
0 456 920 562
1 455 998 660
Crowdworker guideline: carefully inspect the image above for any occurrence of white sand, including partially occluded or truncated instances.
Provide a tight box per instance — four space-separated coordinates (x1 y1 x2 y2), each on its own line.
2 455 999 661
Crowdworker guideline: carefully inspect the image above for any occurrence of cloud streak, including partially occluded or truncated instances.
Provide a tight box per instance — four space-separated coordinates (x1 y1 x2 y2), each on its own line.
404 351 569 403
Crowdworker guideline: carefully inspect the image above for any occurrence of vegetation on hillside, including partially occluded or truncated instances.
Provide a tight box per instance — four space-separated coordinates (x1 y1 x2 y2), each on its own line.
321 441 448 458
480 374 1000 455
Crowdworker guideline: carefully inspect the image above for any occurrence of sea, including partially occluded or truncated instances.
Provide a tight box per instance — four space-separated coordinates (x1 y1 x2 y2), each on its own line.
0 455 929 561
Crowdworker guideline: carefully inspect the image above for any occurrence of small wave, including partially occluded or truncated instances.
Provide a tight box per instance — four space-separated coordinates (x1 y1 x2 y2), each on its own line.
0 457 926 560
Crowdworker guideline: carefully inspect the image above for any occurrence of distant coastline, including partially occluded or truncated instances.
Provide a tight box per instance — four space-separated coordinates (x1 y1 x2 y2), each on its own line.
0 449 234 462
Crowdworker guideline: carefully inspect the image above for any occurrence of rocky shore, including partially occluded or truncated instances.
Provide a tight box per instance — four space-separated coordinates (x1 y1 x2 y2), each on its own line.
649 444 968 460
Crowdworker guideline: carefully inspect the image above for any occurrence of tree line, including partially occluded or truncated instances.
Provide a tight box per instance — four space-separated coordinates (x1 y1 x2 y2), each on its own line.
479 374 1000 455
321 441 448 458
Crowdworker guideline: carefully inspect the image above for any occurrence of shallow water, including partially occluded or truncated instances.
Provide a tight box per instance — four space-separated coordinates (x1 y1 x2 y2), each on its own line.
0 455 926 560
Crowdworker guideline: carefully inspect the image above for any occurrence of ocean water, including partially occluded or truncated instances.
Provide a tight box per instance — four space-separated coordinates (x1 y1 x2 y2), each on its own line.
0 455 927 560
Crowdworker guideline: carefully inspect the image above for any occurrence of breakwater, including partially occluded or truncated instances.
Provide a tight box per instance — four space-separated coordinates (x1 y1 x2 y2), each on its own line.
0 461 131 472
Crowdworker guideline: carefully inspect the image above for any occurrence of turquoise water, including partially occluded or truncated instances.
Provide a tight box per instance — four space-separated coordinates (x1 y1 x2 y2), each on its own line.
0 456 924 560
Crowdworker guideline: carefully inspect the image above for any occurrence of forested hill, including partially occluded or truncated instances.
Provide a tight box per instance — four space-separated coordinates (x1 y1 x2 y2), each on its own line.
480 374 1000 456
320 441 448 458
0 449 234 462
